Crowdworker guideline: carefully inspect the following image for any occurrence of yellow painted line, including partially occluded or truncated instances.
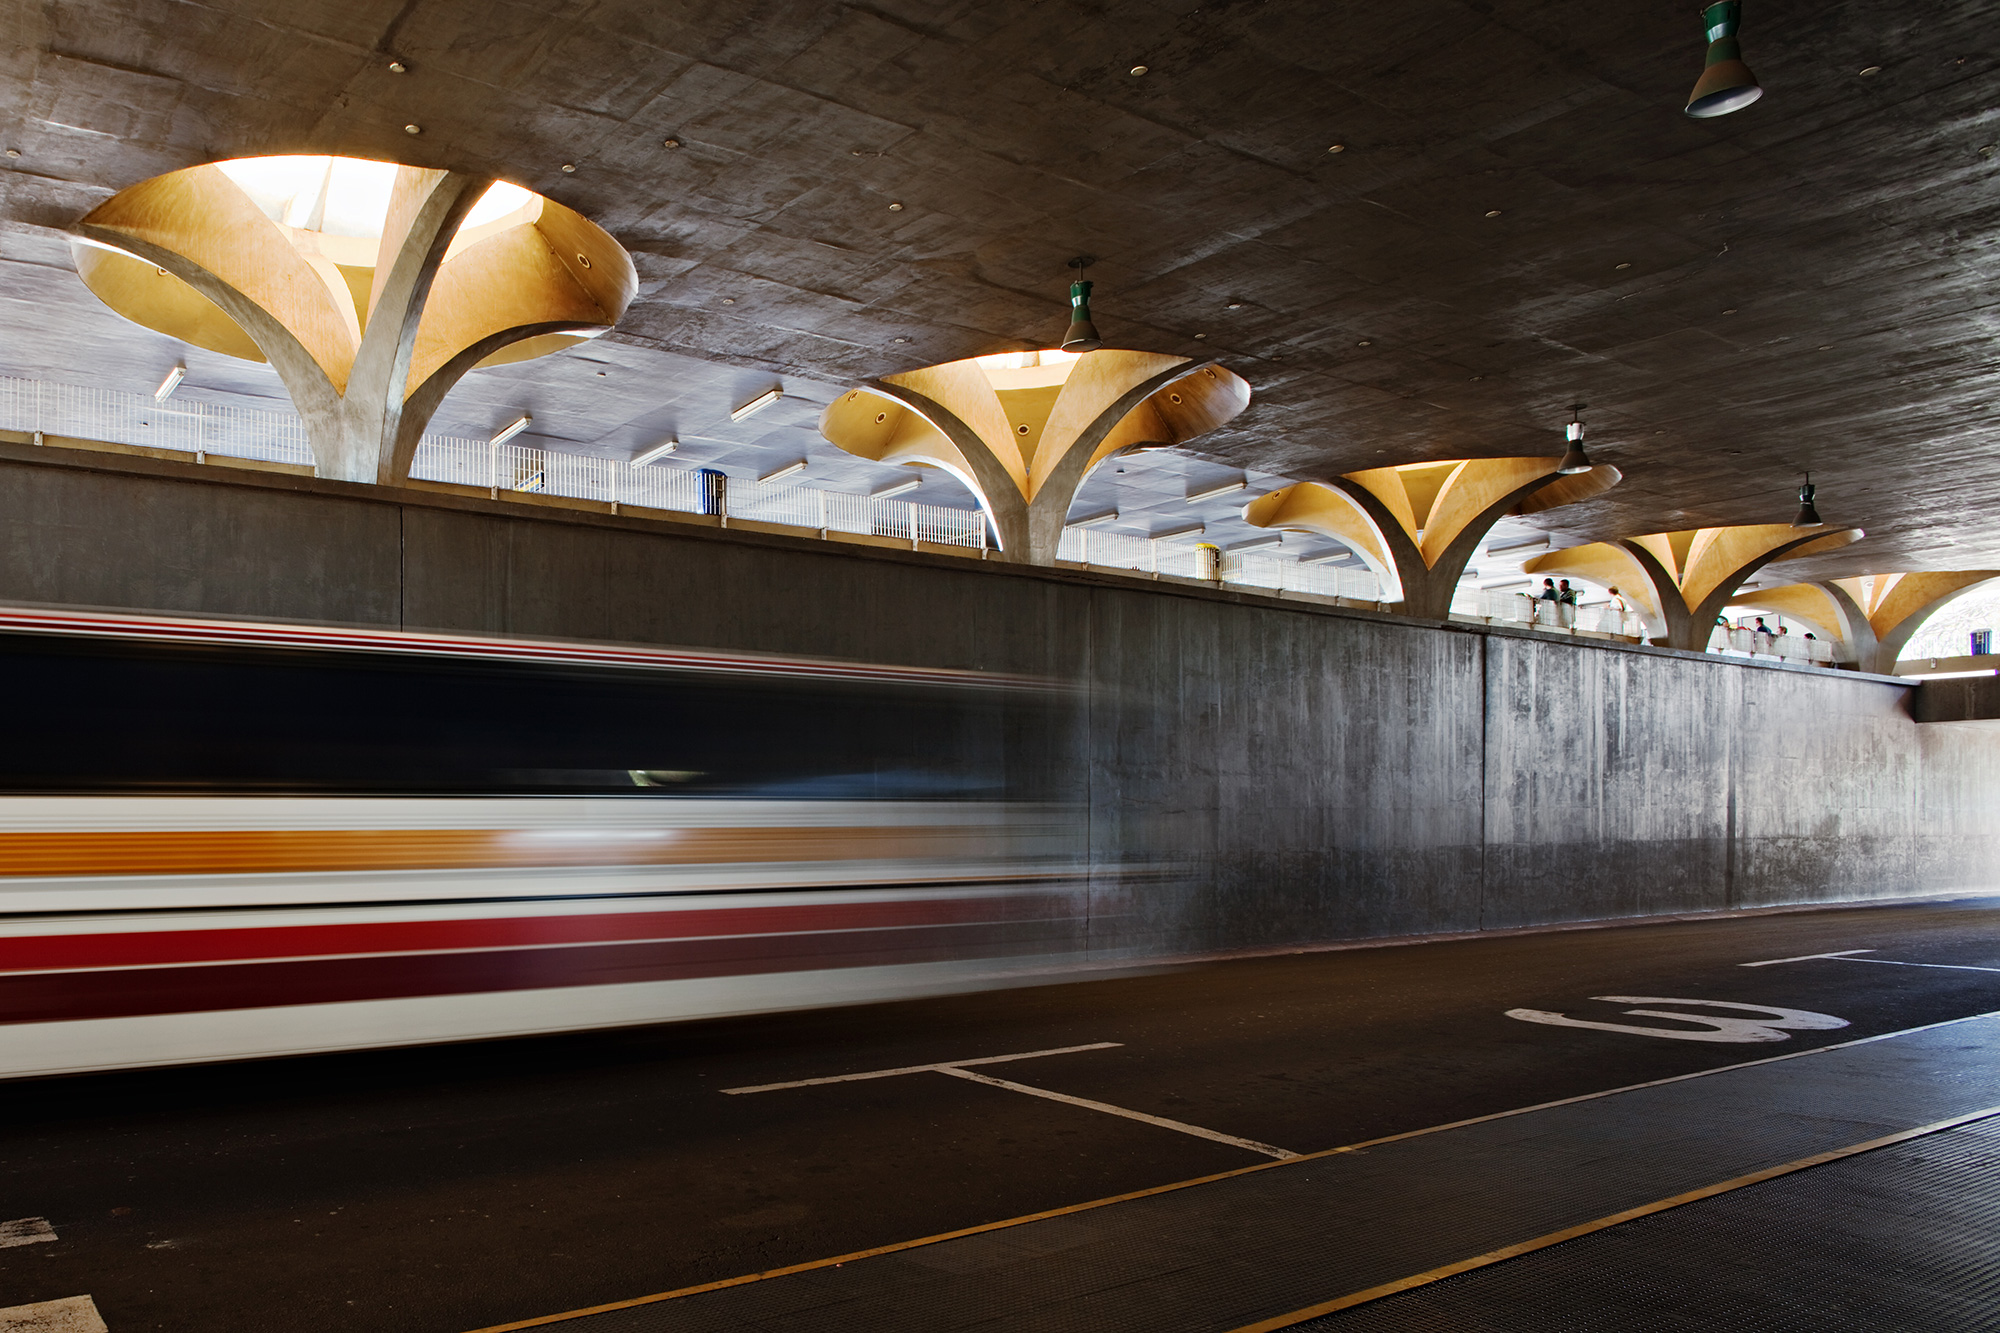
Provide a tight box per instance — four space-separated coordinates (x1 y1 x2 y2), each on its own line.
1225 1102 2000 1332
461 1007 2000 1333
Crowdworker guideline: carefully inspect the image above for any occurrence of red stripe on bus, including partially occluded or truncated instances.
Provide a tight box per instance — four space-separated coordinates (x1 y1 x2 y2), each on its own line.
0 921 1085 1025
0 892 1078 973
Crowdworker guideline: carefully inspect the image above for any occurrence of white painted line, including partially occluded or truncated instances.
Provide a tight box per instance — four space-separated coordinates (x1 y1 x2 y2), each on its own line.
0 1295 108 1332
721 1042 1123 1095
937 1066 1301 1160
1740 949 1877 967
0 1218 56 1248
1829 956 2000 975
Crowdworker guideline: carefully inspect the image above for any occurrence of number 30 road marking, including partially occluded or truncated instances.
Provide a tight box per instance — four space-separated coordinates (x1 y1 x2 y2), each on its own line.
1505 996 1849 1043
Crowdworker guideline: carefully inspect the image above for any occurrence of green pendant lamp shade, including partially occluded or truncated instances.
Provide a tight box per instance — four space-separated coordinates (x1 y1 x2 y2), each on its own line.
1061 278 1104 352
1686 1 1763 117
1792 475 1822 527
1557 405 1594 475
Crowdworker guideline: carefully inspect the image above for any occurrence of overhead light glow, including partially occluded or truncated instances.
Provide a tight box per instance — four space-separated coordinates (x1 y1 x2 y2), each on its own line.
490 414 531 446
153 365 185 402
1185 478 1247 503
731 388 782 421
630 439 678 467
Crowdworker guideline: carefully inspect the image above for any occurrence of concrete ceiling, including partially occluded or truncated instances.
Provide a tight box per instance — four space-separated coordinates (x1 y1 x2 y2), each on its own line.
1 0 1995 579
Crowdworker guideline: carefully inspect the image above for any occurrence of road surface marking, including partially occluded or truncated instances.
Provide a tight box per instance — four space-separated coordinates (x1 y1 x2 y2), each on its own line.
936 1066 1299 1159
1741 948 2000 975
0 1218 55 1248
462 1008 2000 1333
1740 949 1876 967
1225 1103 2000 1332
1507 997 1847 1044
0 1295 108 1332
720 1042 1122 1094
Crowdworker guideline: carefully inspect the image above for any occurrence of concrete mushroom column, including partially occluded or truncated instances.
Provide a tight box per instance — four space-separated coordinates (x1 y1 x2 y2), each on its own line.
1245 458 1622 618
1732 572 1999 672
72 160 635 485
1525 524 1864 651
820 350 1250 565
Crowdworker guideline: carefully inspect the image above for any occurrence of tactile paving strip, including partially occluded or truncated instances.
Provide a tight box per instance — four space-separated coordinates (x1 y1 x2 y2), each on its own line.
527 1017 2000 1332
1303 1115 2000 1332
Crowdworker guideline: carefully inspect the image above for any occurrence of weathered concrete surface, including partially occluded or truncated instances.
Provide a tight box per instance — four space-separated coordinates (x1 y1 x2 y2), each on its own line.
1 447 1994 954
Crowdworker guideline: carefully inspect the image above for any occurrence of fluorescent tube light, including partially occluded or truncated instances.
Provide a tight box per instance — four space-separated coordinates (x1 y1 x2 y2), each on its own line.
1184 477 1247 503
758 460 806 484
490 414 531 445
872 478 922 499
154 366 185 402
731 388 782 421
1482 578 1533 591
630 439 678 467
1486 535 1549 555
1067 508 1119 528
1301 550 1352 565
1151 520 1205 540
1229 534 1284 552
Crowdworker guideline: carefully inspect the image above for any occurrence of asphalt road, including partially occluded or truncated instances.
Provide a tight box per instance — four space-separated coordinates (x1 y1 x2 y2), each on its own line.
2 896 1996 1333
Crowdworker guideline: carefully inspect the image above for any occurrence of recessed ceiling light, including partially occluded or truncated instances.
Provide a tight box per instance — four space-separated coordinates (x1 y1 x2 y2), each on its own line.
1130 65 1149 76
661 138 682 149
887 201 904 211
1193 333 1207 339
1614 262 1632 270
1356 339 1372 347
1471 375 1484 381
1818 344 1834 350
1484 209 1502 218
403 124 421 135
560 163 576 173
1858 65 1882 75
892 336 909 343
3 148 18 158
1327 143 1346 153
595 371 606 377
387 60 407 74
720 297 734 305
1722 308 1738 314
1226 302 1243 309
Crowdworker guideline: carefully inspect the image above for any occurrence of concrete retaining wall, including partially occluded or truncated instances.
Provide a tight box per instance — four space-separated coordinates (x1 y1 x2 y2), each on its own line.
3 443 1995 954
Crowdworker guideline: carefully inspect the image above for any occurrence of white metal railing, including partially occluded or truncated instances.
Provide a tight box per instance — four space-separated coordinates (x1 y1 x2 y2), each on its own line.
0 373 1437 603
1451 590 1646 637
1710 626 1844 665
1053 528 1384 601
0 376 314 467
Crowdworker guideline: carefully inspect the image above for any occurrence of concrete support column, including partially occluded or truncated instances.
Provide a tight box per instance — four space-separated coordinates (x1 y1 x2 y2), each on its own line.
821 351 1250 565
72 160 635 486
1245 459 1622 618
1527 525 1866 652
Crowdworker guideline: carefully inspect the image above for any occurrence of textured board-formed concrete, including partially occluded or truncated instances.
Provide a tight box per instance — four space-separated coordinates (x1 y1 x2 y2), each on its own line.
1307 1115 2000 1332
2 449 1998 958
545 1016 2000 1332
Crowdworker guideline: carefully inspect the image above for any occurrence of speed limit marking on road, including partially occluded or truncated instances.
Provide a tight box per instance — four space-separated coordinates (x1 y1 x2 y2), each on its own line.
1506 996 1849 1043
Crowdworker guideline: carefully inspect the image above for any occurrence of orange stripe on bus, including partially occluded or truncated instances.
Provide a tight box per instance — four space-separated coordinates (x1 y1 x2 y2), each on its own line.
0 827 1005 877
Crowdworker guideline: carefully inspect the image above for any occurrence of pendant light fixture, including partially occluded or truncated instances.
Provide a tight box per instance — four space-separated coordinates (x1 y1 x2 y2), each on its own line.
1791 473 1822 527
1556 404 1594 475
1685 0 1763 118
1060 256 1104 353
